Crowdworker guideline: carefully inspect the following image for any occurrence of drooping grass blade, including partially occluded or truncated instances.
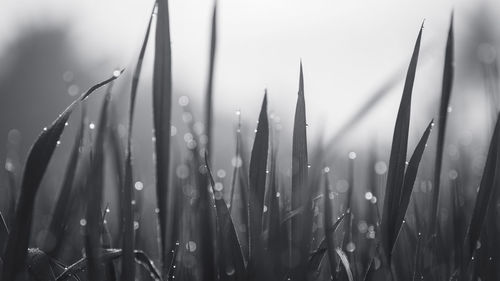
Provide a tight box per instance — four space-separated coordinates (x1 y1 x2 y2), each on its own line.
43 108 85 256
1 71 122 281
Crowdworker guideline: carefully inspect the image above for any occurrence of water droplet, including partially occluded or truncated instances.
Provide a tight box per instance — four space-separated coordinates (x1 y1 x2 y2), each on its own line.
171 125 177 137
448 170 458 180
370 196 377 204
135 181 144 191
214 182 223 192
43 127 48 131
365 192 373 200
216 169 226 178
176 164 190 179
276 192 280 198
346 242 356 252
186 241 197 252
231 156 242 168
113 69 122 77
447 106 453 113
134 221 140 230
178 96 190 106
56 140 61 146
374 161 387 175
80 219 87 226
323 166 330 173
348 151 357 160
89 123 95 130
263 205 268 213
68 85 79 96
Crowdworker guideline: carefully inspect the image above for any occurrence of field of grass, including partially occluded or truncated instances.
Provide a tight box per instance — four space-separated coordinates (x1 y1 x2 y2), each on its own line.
0 1 499 281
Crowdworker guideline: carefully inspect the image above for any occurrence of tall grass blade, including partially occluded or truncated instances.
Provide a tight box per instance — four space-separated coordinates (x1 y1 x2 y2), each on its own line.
153 0 174 277
381 24 423 262
431 13 454 236
121 6 155 281
291 61 309 279
248 93 269 268
462 114 500 270
1 71 121 281
84 90 113 281
205 1 218 159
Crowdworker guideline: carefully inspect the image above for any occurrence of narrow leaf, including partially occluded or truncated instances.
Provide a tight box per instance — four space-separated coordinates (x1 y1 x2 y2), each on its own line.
1 71 121 281
381 24 423 262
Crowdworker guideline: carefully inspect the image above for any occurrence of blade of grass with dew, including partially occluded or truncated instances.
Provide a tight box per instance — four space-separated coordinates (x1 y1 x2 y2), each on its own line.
393 119 434 241
461 113 500 271
153 0 174 277
248 92 269 278
291 62 309 280
205 1 217 159
381 24 423 264
43 108 86 256
85 89 113 281
431 13 454 237
206 154 246 281
121 6 155 281
1 71 122 281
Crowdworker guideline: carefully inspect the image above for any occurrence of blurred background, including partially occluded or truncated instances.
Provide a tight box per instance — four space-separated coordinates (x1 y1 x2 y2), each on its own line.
1 0 500 271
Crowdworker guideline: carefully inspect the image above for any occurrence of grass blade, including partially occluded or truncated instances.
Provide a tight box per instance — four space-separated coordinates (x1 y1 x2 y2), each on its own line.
84 90 113 281
291 62 309 279
121 6 155 281
248 93 269 269
393 120 434 240
205 154 246 281
381 24 423 262
0 213 8 254
43 108 85 256
56 249 161 281
153 0 174 277
336 248 354 281
205 1 217 159
431 13 454 236
1 71 121 281
462 114 500 270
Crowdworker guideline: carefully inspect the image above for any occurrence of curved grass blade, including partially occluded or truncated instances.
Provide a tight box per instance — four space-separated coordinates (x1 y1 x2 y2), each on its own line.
381 24 423 263
1 71 122 281
291 62 309 279
462 114 500 270
153 0 174 277
56 249 161 281
43 109 85 256
248 93 269 266
336 248 354 281
431 13 454 236
205 1 218 160
205 154 246 281
121 6 155 281
393 120 434 241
